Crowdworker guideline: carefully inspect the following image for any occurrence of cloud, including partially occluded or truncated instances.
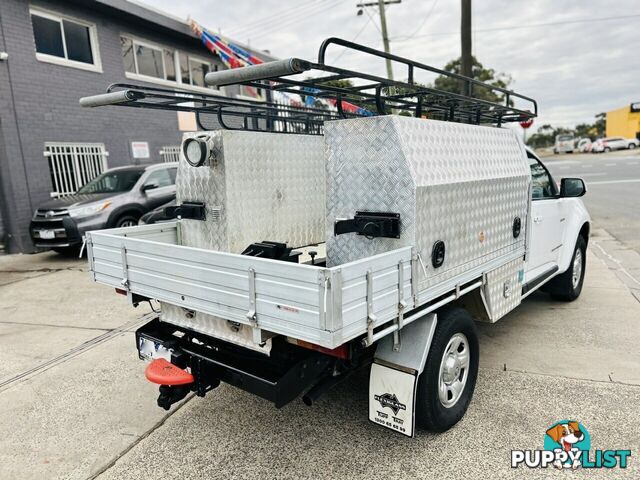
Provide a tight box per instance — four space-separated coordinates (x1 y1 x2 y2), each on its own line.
139 0 640 132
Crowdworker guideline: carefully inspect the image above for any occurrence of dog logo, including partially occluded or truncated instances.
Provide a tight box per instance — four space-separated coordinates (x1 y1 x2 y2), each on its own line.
511 420 631 469
544 421 589 469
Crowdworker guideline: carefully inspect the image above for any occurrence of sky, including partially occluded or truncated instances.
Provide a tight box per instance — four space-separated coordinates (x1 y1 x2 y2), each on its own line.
137 0 639 133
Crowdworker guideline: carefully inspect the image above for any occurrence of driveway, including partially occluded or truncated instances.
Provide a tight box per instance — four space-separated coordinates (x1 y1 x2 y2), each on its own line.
0 243 639 479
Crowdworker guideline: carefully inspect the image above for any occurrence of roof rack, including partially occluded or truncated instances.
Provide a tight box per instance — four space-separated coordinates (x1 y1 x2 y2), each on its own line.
80 37 536 134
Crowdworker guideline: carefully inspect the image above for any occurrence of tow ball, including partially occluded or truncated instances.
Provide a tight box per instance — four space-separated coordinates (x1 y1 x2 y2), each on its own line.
145 358 220 410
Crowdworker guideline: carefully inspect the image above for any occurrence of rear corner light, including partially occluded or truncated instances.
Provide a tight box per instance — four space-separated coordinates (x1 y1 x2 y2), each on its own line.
115 288 127 296
289 338 350 360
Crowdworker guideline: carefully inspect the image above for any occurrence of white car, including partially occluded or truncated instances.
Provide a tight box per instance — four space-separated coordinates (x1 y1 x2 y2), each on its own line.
577 138 591 152
626 138 639 149
595 136 628 153
553 134 575 154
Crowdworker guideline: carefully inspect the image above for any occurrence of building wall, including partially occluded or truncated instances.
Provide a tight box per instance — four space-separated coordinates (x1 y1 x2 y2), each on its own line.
606 105 640 139
0 0 240 253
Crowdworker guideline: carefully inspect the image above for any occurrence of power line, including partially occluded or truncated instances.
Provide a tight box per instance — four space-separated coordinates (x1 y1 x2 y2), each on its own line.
392 13 640 41
223 0 320 36
393 0 439 41
244 0 344 41
332 15 376 63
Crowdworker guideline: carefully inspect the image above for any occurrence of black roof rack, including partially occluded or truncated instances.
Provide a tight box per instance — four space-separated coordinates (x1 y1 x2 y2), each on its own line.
80 37 536 135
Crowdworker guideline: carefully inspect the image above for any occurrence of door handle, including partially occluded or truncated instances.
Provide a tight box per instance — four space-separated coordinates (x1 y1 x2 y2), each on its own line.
533 216 542 224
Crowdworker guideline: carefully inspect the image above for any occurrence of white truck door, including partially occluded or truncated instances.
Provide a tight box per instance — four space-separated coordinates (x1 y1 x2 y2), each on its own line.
526 152 565 282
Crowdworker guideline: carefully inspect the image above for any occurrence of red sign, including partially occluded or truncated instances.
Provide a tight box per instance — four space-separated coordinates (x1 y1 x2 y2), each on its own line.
520 118 534 129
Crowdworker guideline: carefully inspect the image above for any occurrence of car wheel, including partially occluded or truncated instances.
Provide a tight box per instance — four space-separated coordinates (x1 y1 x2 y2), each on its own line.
604 147 611 153
415 306 479 432
115 215 139 228
629 144 636 149
546 236 587 302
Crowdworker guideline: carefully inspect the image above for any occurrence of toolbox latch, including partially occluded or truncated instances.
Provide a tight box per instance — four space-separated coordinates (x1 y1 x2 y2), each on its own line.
165 202 206 221
334 211 401 239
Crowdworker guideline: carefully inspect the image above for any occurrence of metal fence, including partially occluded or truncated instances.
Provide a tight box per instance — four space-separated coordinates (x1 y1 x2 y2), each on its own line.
159 145 181 163
44 143 109 198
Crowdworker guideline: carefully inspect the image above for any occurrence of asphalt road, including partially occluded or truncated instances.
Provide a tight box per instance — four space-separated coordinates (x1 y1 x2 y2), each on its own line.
544 150 640 252
543 150 640 299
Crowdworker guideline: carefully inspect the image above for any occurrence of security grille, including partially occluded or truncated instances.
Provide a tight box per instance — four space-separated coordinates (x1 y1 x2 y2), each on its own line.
44 143 109 198
159 145 181 163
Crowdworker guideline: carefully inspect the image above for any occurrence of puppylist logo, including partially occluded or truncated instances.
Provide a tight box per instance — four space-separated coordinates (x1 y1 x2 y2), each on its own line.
511 420 631 469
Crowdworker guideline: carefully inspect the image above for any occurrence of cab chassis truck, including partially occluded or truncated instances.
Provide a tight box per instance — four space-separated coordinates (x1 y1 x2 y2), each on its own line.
80 38 590 436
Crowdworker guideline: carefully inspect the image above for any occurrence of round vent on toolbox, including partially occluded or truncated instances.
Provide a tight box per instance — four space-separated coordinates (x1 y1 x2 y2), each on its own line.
513 217 522 238
431 240 446 268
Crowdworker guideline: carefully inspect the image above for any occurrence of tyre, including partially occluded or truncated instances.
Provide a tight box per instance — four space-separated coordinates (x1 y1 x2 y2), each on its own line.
546 236 587 301
629 144 636 149
114 214 139 228
604 147 611 153
415 306 479 432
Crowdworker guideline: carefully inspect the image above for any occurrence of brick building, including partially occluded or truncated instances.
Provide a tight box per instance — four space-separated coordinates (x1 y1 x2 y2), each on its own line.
0 0 273 253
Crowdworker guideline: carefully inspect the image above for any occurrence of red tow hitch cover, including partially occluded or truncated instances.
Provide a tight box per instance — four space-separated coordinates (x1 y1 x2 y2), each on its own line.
145 358 194 386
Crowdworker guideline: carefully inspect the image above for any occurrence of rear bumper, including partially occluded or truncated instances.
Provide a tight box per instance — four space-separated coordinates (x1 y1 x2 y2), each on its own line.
136 318 333 408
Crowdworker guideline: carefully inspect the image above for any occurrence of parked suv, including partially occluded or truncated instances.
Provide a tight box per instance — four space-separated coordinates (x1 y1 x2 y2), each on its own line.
30 163 177 253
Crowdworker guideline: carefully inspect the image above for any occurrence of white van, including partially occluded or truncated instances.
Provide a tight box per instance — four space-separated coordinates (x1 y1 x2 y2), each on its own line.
554 134 575 154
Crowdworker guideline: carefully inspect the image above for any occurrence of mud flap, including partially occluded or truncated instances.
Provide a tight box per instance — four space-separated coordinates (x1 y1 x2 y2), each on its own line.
369 313 437 437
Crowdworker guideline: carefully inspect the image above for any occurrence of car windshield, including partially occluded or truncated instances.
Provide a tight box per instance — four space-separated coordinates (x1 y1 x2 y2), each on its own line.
558 135 573 142
77 170 143 194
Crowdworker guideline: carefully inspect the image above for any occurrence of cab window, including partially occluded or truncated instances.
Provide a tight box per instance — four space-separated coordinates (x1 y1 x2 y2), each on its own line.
144 168 175 188
527 153 557 199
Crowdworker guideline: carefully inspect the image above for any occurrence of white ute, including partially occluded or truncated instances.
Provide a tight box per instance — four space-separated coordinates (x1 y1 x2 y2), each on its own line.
80 38 590 437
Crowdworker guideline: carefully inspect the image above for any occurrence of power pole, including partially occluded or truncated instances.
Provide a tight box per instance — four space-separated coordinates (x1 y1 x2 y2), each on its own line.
356 0 401 80
460 0 472 79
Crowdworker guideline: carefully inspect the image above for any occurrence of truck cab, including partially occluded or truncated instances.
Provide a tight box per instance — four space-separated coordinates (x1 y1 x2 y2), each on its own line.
526 148 590 299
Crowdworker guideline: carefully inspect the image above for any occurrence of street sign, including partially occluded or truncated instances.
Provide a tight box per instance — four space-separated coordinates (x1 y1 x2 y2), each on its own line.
519 118 534 129
131 141 150 159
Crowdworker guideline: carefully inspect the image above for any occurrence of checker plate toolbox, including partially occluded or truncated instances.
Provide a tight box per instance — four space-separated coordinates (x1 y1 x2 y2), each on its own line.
81 38 537 416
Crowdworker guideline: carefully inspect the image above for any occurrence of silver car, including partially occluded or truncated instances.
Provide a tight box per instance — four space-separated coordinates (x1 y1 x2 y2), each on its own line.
30 163 177 253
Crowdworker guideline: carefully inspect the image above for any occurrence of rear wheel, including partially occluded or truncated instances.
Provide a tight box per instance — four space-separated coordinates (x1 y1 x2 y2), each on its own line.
546 236 587 301
415 307 479 432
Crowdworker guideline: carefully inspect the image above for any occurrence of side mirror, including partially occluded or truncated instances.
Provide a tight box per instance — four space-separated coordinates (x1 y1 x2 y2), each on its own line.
560 178 586 197
142 182 159 192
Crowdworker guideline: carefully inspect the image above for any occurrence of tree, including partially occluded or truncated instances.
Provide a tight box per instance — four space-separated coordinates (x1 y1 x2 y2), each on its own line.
432 56 512 103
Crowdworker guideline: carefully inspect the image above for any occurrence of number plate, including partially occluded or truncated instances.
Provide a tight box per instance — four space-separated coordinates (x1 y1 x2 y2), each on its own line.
138 336 172 362
39 230 55 239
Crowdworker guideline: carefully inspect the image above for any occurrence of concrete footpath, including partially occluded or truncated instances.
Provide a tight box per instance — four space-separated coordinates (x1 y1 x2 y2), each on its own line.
0 241 639 479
